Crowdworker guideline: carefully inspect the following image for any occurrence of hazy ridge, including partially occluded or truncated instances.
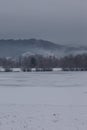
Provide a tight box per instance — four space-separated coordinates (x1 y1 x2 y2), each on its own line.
0 39 87 58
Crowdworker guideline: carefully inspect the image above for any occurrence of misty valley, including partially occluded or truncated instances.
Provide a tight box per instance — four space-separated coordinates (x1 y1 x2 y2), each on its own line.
0 39 87 72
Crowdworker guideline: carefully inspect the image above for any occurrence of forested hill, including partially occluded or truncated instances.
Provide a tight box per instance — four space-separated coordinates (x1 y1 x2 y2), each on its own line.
0 39 87 58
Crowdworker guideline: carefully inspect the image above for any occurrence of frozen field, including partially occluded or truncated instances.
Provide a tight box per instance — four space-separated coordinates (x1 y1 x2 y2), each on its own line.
0 72 87 130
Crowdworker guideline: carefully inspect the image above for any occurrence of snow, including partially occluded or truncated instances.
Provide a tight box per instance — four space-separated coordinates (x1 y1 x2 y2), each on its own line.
53 68 62 71
0 67 5 72
0 72 87 129
11 68 21 72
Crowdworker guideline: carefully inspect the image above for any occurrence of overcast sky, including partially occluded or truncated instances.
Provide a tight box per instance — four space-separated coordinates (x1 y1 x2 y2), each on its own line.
0 0 87 44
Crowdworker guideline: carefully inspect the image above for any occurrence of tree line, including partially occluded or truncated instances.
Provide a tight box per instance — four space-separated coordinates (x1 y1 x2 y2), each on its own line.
0 54 87 71
0 55 59 71
60 54 87 71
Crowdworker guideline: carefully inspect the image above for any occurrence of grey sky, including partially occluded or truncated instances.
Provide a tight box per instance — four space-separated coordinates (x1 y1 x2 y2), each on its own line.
0 0 87 44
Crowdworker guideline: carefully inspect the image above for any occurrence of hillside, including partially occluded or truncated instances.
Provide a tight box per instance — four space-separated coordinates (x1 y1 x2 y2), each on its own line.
0 39 87 58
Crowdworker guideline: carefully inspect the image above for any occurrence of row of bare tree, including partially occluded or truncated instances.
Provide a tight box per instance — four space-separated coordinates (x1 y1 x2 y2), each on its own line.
0 55 59 71
0 54 87 71
60 54 87 71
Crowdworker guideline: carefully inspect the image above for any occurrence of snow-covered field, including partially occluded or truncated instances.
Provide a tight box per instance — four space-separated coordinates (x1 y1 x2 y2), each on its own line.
0 72 87 130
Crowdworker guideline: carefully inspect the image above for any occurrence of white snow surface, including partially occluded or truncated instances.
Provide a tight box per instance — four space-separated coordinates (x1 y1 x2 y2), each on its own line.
0 72 87 130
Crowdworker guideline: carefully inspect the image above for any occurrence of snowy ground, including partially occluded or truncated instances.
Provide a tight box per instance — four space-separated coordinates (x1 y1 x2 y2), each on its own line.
0 72 87 130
